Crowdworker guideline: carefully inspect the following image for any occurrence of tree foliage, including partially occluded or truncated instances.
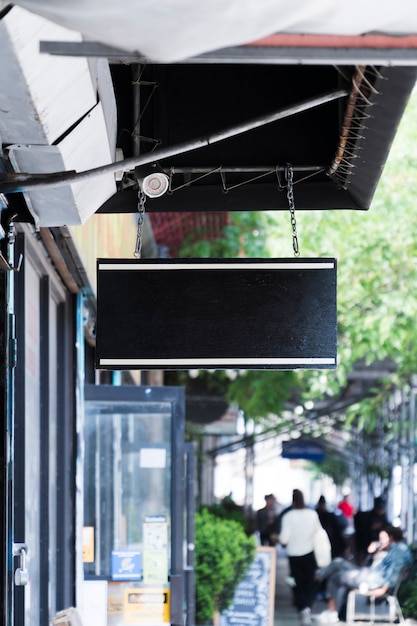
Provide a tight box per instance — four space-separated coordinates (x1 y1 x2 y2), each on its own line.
224 370 300 421
311 453 351 487
287 90 417 406
179 211 274 258
177 88 417 434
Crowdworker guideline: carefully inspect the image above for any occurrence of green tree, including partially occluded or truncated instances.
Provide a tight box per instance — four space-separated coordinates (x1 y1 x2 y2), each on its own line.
177 89 417 435
179 211 273 258
285 90 417 405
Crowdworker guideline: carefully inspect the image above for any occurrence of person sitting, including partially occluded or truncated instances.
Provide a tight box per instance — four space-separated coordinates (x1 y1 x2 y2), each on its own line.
317 525 412 623
354 496 390 565
365 527 390 568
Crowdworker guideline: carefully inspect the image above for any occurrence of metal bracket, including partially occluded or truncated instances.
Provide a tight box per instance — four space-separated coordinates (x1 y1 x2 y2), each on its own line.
0 218 23 271
13 543 29 586
13 542 27 558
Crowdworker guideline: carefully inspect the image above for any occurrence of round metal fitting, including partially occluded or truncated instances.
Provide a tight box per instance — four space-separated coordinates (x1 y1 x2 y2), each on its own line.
141 172 169 198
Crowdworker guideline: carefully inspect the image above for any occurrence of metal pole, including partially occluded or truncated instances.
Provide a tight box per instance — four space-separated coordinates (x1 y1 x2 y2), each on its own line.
400 391 409 531
166 165 324 174
0 89 348 193
1 215 16 626
408 387 416 544
185 442 196 626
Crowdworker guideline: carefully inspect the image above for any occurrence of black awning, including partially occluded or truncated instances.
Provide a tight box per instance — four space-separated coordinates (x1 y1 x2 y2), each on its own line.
99 63 417 214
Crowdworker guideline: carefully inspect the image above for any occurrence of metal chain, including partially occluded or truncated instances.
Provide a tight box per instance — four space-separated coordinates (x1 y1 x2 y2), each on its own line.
285 164 300 257
134 186 146 258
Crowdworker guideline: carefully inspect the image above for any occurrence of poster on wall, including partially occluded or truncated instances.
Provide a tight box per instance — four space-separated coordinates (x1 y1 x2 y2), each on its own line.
124 588 170 625
107 583 170 626
143 517 169 584
83 526 95 562
111 550 142 580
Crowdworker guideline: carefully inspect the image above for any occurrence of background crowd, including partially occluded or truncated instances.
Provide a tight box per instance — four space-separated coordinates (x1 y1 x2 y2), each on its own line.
255 489 412 625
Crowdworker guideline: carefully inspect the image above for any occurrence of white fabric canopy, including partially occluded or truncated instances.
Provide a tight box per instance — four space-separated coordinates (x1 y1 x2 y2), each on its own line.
8 0 417 62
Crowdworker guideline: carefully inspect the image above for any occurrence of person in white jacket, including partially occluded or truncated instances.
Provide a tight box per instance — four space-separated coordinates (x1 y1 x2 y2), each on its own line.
279 489 323 626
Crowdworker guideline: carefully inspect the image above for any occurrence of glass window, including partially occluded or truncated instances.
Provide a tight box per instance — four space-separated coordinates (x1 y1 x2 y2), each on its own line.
84 401 172 579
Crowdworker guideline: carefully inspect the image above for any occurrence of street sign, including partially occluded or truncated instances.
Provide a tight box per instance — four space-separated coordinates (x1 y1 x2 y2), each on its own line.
282 438 325 461
96 258 337 370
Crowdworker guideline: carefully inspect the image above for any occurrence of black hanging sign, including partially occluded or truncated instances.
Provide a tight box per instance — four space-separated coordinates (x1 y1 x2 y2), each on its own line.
95 258 337 370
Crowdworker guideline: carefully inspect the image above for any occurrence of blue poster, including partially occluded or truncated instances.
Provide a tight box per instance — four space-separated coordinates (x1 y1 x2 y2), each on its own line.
111 550 142 580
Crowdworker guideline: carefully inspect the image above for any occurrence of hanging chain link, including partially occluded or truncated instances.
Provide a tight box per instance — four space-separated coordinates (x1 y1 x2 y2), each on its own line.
285 164 300 257
134 186 146 258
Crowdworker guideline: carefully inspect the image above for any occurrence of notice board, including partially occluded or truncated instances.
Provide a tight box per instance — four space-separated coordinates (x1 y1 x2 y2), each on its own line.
96 258 337 370
219 547 276 626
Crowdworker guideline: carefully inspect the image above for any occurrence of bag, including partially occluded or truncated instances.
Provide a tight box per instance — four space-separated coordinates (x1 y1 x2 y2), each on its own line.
314 526 332 568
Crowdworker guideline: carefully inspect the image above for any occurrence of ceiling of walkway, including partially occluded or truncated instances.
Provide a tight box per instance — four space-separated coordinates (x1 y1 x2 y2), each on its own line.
2 52 416 230
99 62 417 217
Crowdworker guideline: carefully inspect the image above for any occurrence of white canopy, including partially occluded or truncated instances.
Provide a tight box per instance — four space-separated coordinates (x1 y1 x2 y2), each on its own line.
9 0 417 62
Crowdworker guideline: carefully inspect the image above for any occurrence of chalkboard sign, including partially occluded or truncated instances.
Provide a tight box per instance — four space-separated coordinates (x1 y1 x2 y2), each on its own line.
219 547 276 626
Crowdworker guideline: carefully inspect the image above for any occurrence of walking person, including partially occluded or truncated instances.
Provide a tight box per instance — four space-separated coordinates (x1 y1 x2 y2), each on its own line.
316 495 346 558
337 492 354 525
256 493 280 546
278 489 324 626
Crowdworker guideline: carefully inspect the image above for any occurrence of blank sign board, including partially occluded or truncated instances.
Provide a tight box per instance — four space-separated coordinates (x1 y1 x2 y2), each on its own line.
96 258 337 370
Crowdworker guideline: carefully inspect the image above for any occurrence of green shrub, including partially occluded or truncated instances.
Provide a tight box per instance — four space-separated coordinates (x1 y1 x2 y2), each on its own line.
206 496 254 535
195 507 256 624
398 577 417 619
